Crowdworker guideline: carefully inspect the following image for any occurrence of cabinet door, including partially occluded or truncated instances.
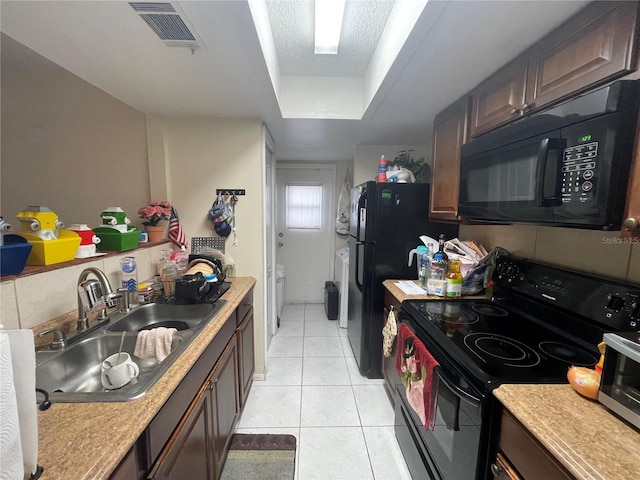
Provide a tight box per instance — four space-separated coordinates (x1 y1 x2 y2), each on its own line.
623 111 640 235
527 1 639 111
211 339 240 478
430 96 470 222
469 55 528 137
147 384 213 480
237 307 255 408
499 410 573 480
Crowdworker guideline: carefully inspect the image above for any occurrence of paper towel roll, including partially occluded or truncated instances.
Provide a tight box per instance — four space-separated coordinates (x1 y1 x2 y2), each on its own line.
0 332 24 480
0 330 38 478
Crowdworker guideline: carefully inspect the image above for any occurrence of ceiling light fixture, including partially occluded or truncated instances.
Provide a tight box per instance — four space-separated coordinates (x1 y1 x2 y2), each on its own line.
314 0 346 54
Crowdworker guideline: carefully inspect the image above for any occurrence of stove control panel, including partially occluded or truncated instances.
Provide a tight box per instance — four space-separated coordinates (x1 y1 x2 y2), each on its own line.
494 256 640 331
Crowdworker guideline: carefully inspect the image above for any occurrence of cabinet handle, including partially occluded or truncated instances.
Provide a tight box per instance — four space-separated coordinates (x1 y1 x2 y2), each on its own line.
520 103 531 113
510 107 519 116
490 462 502 477
623 217 639 230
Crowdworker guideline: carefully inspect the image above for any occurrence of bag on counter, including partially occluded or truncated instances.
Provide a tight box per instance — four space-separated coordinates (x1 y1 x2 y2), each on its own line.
335 170 351 235
462 247 510 295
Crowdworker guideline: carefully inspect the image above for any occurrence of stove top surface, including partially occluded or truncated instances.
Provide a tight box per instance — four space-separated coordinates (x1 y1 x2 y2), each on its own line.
402 298 601 387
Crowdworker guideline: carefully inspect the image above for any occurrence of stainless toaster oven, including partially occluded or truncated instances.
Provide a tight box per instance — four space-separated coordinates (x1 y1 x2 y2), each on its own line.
599 332 640 430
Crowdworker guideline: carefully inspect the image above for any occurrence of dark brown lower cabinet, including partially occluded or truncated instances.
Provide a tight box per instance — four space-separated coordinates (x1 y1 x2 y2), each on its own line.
109 297 255 480
496 409 573 480
147 383 213 479
148 338 239 480
237 305 254 408
211 339 239 477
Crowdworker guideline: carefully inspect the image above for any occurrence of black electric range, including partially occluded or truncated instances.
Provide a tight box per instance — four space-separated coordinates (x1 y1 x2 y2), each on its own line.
394 255 640 480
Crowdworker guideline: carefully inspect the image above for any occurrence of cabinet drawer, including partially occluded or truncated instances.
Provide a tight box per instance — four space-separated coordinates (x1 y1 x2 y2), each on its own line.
236 289 254 327
499 410 572 480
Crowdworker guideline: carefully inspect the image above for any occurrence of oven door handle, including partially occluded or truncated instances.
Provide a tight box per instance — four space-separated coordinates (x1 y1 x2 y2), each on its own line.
434 366 481 407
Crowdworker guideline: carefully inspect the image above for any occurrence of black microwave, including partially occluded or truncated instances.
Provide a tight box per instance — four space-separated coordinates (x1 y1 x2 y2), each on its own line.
458 80 640 230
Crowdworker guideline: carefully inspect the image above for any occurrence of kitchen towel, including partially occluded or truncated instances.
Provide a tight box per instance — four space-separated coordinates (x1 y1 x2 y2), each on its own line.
0 329 38 479
134 327 177 363
382 307 397 358
396 323 439 430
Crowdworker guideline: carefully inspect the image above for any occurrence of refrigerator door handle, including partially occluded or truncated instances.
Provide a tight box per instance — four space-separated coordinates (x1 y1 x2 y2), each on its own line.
356 187 367 242
355 241 364 291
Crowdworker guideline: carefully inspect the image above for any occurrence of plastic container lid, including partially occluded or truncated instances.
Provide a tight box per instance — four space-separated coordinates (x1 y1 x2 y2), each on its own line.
416 246 428 254
205 274 218 282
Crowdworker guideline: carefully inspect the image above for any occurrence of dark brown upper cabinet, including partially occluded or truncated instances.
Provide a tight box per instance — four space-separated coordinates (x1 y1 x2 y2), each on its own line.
430 95 470 223
470 1 639 138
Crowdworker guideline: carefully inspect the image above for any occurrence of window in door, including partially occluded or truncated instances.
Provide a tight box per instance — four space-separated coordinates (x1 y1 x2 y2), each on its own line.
285 185 323 229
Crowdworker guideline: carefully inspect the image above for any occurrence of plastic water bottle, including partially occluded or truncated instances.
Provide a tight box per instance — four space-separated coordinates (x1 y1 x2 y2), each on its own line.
120 256 138 293
418 246 431 289
377 155 387 183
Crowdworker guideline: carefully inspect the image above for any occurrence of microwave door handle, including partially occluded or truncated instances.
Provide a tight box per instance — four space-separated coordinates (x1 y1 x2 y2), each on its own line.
536 138 566 207
434 366 481 407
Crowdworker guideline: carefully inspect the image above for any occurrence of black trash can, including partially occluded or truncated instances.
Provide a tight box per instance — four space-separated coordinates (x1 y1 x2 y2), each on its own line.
324 281 339 320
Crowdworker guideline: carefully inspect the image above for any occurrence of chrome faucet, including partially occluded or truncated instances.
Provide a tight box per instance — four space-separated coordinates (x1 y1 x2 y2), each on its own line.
76 267 119 331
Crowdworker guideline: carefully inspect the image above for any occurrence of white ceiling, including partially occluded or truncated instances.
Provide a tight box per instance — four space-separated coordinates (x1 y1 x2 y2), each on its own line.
1 0 590 162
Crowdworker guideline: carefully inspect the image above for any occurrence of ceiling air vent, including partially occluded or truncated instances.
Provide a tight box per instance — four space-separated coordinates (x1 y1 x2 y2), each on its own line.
129 2 204 51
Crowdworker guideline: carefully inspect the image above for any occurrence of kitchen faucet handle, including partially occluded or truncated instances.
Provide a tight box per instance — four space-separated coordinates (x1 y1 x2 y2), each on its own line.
38 329 67 349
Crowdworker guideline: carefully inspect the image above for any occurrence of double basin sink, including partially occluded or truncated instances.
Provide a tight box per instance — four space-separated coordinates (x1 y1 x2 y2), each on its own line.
35 301 225 403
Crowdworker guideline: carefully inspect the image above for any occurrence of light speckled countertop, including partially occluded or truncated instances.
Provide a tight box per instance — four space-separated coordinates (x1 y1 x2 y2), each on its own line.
494 384 640 480
36 277 255 480
382 279 487 302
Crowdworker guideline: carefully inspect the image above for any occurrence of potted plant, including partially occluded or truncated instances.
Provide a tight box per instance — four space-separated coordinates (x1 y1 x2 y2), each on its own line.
138 200 171 242
390 149 432 183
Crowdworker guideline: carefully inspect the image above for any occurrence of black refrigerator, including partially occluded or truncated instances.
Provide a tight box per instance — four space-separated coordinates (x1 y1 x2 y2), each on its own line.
347 181 459 378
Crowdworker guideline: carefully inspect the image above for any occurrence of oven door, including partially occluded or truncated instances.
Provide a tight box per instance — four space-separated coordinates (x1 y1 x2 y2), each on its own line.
394 322 485 479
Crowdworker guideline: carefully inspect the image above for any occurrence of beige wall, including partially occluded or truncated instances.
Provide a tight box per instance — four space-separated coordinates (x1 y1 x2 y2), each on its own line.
460 224 640 284
146 115 268 376
1 34 150 228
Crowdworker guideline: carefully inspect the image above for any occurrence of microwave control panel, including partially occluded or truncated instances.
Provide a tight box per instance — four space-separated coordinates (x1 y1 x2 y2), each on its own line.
561 141 598 204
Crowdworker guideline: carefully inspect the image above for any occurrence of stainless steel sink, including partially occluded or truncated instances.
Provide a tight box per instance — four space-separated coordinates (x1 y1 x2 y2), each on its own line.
106 303 215 333
35 300 225 403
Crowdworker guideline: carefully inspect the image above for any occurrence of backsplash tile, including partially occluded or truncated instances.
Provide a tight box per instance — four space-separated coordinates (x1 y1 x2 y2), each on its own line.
15 263 90 328
535 227 631 280
1 281 20 329
462 224 635 283
459 224 537 257
4 244 168 331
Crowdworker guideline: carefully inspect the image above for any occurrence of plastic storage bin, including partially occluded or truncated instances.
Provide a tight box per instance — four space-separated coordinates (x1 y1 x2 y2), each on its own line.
94 227 141 252
324 281 339 321
0 235 33 275
20 230 81 266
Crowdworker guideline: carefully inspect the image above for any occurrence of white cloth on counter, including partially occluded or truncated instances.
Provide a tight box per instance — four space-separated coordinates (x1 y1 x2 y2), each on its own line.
134 327 177 363
0 329 38 480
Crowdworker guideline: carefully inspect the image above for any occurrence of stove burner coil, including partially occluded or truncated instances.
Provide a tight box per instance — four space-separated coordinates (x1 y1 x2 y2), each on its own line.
538 341 598 367
464 333 541 368
471 304 509 317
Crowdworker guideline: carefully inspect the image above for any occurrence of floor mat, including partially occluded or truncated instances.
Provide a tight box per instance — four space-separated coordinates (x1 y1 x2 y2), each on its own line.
220 433 296 480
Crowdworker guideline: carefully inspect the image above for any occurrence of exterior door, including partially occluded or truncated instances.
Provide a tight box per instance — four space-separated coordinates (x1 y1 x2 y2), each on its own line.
276 164 335 303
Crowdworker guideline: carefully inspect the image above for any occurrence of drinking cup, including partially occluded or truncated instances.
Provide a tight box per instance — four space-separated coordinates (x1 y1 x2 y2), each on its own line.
101 352 139 390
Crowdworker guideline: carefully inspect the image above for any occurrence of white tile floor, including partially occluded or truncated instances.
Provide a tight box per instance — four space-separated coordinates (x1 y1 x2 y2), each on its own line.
235 303 412 480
